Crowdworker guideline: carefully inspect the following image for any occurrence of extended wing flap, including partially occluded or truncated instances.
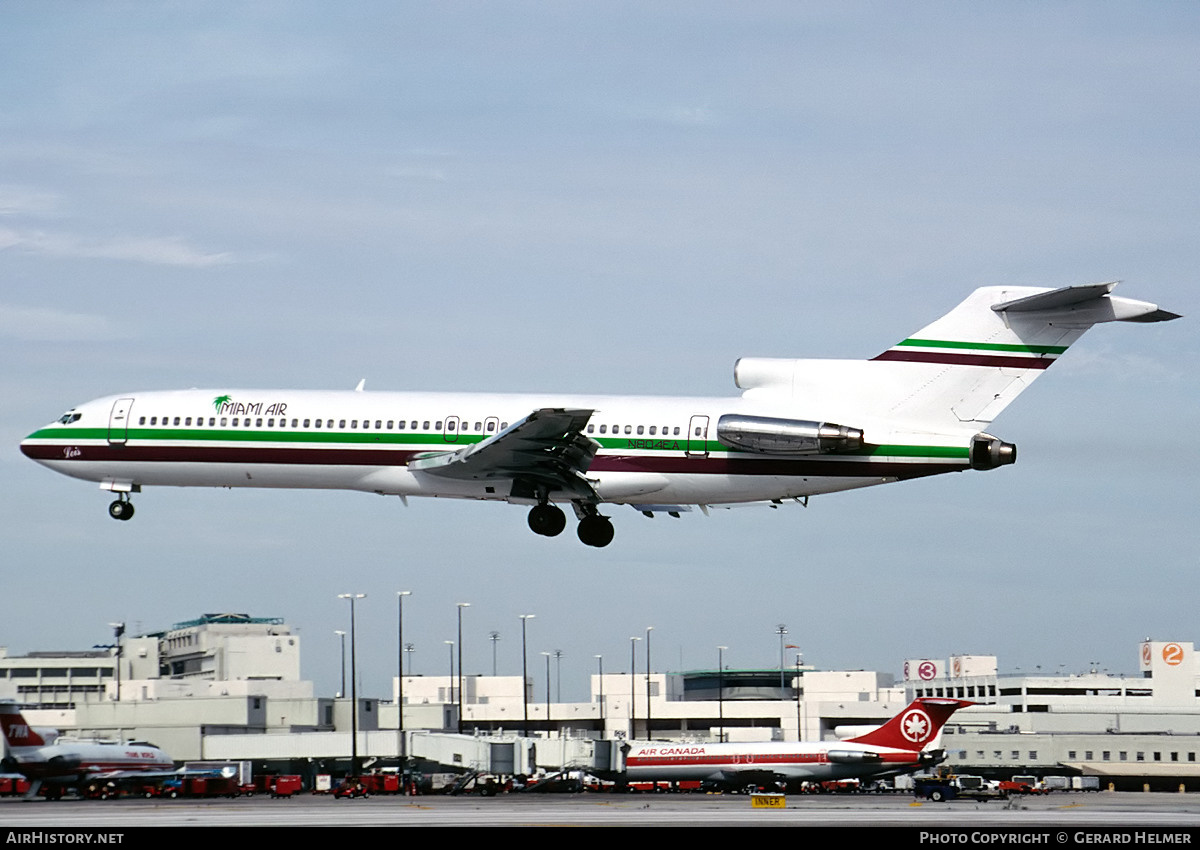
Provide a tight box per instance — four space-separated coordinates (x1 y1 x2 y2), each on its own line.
408 408 599 497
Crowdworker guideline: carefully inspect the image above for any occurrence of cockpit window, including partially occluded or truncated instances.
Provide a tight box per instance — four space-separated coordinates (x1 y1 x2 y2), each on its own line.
57 411 82 424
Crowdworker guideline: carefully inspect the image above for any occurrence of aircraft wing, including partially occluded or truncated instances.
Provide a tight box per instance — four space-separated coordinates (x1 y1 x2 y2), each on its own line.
407 408 600 501
84 768 181 782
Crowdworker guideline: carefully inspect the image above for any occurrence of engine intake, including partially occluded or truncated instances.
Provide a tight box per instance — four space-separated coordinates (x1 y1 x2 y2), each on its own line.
970 433 1017 470
716 414 864 456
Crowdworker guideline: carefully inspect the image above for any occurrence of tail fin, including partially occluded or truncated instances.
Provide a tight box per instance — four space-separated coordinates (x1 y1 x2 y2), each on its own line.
736 282 1178 432
845 697 972 751
0 701 47 752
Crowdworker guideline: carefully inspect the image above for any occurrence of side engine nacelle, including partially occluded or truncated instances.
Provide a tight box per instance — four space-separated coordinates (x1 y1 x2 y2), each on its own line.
716 414 864 456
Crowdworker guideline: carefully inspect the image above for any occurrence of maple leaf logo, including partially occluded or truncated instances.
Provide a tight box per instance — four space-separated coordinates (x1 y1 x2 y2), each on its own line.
901 708 932 744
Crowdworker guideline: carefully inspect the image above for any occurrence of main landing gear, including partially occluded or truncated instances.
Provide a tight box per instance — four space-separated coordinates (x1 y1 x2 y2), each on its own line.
526 502 614 547
108 495 135 521
576 513 614 548
528 503 567 537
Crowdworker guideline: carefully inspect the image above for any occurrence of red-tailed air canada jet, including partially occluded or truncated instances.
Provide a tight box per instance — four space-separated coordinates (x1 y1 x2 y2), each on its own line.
623 697 973 789
21 282 1178 547
0 700 175 800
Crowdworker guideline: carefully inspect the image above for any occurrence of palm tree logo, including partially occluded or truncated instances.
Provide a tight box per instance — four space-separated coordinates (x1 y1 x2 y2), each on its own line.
212 394 232 412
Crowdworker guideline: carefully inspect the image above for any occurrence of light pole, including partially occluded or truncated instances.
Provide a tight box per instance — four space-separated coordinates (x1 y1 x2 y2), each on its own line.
795 653 803 741
396 591 411 735
595 655 605 731
444 640 455 719
334 630 346 697
108 623 125 702
489 631 501 676
776 624 788 694
457 602 470 734
629 636 641 739
337 593 366 776
520 614 535 736
404 642 415 675
717 646 727 744
644 626 654 741
554 650 563 703
542 651 552 731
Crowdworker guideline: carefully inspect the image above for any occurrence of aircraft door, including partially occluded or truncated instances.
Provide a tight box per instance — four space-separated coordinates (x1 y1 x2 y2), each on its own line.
686 415 710 457
108 398 134 445
443 415 460 443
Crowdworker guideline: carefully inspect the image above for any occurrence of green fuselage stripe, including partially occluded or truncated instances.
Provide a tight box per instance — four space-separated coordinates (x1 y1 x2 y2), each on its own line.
898 338 1068 355
28 427 968 460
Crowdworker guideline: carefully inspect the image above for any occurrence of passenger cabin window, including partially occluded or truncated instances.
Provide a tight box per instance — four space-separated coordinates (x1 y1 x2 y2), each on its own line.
339 420 346 429
139 417 146 425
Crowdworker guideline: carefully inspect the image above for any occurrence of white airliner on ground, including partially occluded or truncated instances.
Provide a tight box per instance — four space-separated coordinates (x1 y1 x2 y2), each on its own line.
623 696 973 789
21 282 1177 546
0 700 175 800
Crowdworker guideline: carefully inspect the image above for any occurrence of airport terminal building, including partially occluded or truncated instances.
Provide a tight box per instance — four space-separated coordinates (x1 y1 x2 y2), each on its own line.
3 615 1199 789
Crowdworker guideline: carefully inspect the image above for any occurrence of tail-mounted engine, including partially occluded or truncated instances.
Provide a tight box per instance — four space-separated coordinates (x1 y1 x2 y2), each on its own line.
970 433 1017 470
716 414 864 456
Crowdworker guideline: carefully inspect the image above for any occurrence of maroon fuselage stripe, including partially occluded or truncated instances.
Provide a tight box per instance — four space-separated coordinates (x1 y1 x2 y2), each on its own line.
22 443 960 480
872 350 1054 370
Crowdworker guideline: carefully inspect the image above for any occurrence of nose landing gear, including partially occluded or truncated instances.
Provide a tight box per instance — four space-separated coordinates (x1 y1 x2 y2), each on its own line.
108 495 134 521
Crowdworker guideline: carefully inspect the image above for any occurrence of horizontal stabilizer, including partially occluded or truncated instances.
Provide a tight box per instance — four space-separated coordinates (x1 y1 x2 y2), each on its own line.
992 282 1181 325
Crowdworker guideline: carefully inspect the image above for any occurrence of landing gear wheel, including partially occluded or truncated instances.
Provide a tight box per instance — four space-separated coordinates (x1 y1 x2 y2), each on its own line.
577 515 614 548
528 504 566 537
108 499 134 521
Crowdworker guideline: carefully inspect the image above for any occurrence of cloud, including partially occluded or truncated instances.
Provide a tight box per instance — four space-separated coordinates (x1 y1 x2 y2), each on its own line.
0 185 61 216
0 226 236 267
0 302 116 341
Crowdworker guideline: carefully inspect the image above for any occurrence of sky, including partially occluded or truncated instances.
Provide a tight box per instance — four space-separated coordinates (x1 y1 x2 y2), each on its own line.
2 2 1197 703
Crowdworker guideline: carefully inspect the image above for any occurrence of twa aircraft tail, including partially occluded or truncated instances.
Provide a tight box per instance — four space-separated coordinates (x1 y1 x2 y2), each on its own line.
735 282 1179 434
845 697 973 751
0 700 49 756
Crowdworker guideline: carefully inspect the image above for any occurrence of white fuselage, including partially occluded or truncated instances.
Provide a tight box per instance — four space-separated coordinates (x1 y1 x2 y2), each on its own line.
21 388 969 508
12 739 174 781
624 739 926 784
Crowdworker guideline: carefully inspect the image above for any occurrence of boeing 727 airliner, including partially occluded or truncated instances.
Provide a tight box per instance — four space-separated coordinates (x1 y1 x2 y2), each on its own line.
21 282 1178 546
